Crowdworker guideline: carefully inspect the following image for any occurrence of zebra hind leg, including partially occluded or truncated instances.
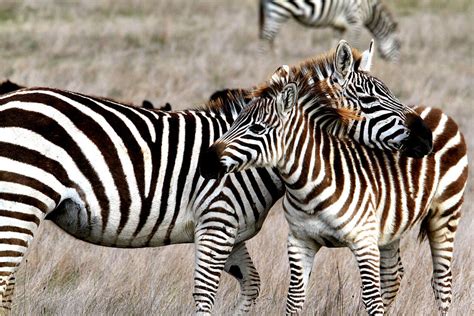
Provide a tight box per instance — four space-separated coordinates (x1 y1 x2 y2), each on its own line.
423 203 462 316
193 210 239 315
379 240 403 310
0 275 15 314
285 234 320 315
224 242 260 314
0 180 48 314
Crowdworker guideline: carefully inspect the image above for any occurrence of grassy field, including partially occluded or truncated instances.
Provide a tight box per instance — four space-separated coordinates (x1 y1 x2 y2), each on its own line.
0 0 472 315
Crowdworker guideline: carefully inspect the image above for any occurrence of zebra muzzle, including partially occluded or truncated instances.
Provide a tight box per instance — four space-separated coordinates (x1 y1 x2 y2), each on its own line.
401 114 433 158
199 143 229 180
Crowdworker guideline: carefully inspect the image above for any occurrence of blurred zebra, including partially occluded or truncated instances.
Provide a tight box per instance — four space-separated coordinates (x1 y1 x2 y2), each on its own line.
260 0 401 60
0 87 284 314
202 41 467 315
0 80 25 95
141 100 172 111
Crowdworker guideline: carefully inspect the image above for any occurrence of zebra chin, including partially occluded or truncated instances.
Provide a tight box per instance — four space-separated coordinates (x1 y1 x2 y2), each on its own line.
199 144 231 180
400 113 433 158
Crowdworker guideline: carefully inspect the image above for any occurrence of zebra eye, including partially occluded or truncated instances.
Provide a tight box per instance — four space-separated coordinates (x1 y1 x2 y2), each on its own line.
359 96 378 104
249 124 266 134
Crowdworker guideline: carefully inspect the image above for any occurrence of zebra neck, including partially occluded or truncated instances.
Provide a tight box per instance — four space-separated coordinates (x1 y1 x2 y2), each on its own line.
278 125 339 212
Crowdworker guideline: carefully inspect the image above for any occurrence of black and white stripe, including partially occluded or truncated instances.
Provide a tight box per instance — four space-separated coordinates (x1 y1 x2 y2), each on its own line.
0 87 284 314
260 0 401 60
202 41 465 315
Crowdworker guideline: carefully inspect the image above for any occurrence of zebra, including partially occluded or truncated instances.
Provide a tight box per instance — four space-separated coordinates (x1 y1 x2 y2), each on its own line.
200 41 466 315
0 43 432 313
0 87 287 314
260 0 401 60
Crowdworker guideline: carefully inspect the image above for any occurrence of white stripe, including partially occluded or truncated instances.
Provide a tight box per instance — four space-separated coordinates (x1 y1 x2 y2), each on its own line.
0 181 55 211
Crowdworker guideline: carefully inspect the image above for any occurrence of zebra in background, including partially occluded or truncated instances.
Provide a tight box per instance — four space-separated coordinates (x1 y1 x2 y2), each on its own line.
260 0 401 60
0 80 25 95
201 41 467 315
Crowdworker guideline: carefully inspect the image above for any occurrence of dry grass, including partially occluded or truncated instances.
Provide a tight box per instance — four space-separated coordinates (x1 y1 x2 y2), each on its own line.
0 0 472 315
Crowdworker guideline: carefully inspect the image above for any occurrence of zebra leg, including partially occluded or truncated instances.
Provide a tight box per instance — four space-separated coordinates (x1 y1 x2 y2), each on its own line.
193 212 239 315
0 275 15 314
425 205 462 315
224 242 260 314
350 238 384 316
285 234 320 315
0 205 43 312
259 10 290 51
379 240 403 310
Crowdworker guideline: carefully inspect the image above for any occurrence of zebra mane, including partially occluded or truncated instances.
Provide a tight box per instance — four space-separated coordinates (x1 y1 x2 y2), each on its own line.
251 48 363 99
251 48 364 134
198 88 251 116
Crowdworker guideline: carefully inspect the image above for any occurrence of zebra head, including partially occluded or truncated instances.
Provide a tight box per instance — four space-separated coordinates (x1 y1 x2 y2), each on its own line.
199 40 432 179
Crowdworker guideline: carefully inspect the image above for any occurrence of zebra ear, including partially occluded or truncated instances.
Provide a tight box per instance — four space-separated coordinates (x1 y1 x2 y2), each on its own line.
360 39 375 72
271 64 291 85
276 82 297 115
334 40 354 84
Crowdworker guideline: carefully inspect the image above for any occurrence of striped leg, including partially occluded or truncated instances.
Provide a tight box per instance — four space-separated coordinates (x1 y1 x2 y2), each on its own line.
193 209 239 315
351 238 384 316
224 242 260 314
0 204 43 312
285 234 320 315
379 240 403 310
0 275 14 314
260 11 290 50
426 205 462 315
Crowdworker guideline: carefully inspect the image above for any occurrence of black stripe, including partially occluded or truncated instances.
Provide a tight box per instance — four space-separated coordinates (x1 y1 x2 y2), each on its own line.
164 113 196 244
0 171 61 206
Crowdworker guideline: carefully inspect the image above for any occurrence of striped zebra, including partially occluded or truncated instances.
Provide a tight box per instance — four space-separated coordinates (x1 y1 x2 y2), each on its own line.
0 42 441 314
260 0 401 60
0 87 287 314
201 41 467 315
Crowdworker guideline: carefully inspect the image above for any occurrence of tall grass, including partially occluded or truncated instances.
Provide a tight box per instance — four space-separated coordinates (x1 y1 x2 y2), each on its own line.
0 0 472 314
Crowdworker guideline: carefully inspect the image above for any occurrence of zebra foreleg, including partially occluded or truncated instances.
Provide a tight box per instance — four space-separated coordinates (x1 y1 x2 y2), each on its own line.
285 234 320 315
224 242 260 314
379 240 403 310
193 212 239 315
350 237 384 316
425 204 462 316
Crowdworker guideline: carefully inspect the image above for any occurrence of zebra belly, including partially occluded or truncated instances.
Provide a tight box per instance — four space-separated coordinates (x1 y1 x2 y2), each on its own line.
284 207 348 248
48 199 195 248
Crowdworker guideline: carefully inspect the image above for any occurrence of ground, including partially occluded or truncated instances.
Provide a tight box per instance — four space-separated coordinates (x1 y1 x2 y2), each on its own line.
0 0 472 315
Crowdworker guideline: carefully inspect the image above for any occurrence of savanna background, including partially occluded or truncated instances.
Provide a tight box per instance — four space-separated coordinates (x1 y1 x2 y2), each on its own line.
0 0 472 314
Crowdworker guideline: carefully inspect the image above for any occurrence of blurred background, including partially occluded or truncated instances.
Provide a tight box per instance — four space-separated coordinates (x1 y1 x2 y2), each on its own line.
0 0 472 314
